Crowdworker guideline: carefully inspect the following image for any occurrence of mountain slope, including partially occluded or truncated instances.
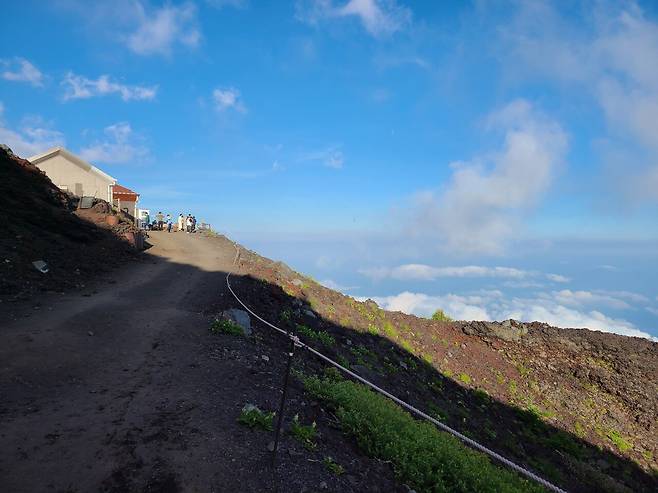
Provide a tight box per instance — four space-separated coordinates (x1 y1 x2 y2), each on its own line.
226 240 658 492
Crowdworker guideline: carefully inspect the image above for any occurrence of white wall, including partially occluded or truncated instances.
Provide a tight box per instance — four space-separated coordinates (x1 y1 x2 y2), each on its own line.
36 154 113 201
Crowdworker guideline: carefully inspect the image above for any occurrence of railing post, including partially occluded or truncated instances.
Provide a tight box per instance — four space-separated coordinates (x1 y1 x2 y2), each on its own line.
271 336 298 468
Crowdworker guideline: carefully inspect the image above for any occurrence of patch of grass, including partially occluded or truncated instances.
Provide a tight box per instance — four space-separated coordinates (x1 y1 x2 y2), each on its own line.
399 339 413 353
516 363 532 378
302 374 544 493
574 421 586 438
238 404 274 431
323 456 344 475
458 373 472 385
367 323 380 335
280 309 292 322
382 320 399 339
508 380 518 396
421 352 434 365
542 430 583 458
607 429 632 453
495 371 506 385
210 318 244 336
296 324 336 346
431 309 453 322
290 415 317 450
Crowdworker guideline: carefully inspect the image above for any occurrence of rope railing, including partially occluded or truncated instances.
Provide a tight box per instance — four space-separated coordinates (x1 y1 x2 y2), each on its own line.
225 244 568 493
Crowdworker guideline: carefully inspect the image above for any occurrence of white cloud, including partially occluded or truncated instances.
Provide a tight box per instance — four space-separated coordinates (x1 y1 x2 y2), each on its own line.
212 87 246 112
1 58 44 86
359 263 570 284
300 146 345 169
411 99 568 255
546 273 570 283
296 0 411 37
372 291 491 321
0 104 64 157
79 122 148 164
127 2 200 56
645 306 658 317
547 289 637 310
320 279 359 292
371 289 656 340
501 1 658 203
62 72 157 101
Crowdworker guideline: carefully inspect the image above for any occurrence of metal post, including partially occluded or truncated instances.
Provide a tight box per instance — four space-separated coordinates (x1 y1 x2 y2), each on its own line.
271 337 297 468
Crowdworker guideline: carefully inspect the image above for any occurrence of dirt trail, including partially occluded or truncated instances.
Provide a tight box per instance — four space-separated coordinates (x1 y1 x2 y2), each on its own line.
0 231 251 491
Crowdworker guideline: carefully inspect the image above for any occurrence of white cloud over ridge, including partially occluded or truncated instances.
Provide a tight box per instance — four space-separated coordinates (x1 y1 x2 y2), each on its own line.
0 104 64 157
296 0 411 37
359 263 569 284
371 289 656 341
62 73 157 101
412 99 568 255
79 122 148 164
1 58 43 86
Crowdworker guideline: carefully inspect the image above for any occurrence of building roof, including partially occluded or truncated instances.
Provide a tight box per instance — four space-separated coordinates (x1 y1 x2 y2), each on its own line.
28 146 117 184
112 184 139 196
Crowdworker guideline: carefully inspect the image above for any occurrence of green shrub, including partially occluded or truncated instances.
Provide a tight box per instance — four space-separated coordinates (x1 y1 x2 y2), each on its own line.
290 415 317 450
323 456 345 475
303 374 545 493
607 429 632 453
296 324 336 346
238 404 274 431
458 373 472 385
431 309 453 322
210 318 244 336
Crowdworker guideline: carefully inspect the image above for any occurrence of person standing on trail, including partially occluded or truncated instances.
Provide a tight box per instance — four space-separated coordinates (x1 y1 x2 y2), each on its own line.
178 213 184 232
167 216 173 233
156 211 164 231
186 215 193 234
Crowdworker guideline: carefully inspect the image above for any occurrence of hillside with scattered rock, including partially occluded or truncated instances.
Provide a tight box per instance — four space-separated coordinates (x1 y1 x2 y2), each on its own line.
0 146 140 302
224 240 658 492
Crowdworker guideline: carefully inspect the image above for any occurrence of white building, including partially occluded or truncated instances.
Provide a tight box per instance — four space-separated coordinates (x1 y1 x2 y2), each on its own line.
29 146 140 219
29 147 116 202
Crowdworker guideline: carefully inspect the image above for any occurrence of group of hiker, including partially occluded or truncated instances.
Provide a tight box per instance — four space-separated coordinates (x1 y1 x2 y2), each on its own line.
145 212 198 233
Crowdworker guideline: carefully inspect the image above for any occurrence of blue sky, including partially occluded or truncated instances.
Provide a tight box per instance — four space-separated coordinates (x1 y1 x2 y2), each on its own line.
2 0 657 339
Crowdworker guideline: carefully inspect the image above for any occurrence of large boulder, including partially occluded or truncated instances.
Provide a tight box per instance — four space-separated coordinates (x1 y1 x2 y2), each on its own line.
221 308 252 336
462 319 528 342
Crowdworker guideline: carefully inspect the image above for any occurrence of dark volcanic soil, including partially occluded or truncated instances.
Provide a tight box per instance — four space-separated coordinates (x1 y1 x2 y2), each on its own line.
0 232 405 493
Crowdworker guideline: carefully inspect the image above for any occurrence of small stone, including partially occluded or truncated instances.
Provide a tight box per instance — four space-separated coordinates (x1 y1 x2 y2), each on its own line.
304 309 317 319
88 331 94 336
319 481 328 490
261 355 270 362
267 441 275 452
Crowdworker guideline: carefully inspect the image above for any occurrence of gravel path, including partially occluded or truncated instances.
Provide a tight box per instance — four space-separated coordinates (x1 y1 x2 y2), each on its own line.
0 231 275 492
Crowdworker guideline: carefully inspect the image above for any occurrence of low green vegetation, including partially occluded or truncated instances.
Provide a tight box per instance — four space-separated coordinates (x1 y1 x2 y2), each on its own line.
458 372 473 385
302 371 545 493
290 415 317 450
237 404 274 431
323 456 344 475
607 429 632 453
296 324 336 346
431 309 453 322
210 318 244 336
